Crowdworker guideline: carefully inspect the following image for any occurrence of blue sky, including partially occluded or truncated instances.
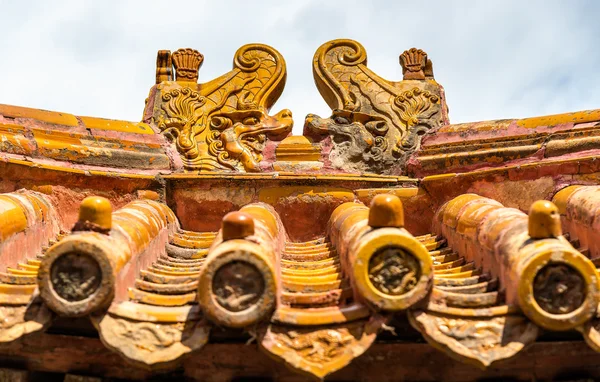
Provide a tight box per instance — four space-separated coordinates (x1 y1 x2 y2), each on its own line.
1 0 599 133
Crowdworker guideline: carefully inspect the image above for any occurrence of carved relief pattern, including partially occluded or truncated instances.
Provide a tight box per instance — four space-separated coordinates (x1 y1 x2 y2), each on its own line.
94 313 210 367
394 88 440 152
152 44 293 172
304 110 390 172
409 310 539 368
368 247 420 295
310 39 443 174
172 48 204 82
50 252 102 302
533 264 586 314
260 316 385 379
289 329 354 361
158 87 206 160
399 48 427 80
0 299 52 343
213 260 265 312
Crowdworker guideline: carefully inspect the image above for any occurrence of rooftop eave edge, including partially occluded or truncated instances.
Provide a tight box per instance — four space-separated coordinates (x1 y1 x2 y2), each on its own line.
423 108 600 147
0 103 157 136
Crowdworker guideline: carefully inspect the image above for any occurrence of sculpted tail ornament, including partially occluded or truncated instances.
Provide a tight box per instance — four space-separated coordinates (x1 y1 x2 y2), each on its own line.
306 39 448 175
145 45 293 172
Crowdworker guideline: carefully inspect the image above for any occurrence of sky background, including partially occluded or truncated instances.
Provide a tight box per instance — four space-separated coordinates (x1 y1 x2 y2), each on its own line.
1 0 599 134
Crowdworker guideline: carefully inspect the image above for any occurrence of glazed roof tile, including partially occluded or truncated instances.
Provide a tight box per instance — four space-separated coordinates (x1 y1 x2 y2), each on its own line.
0 39 598 380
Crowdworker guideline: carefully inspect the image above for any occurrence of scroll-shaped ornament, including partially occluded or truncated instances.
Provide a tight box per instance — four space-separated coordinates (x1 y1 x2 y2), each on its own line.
408 308 538 368
260 315 386 380
308 39 445 174
149 44 293 172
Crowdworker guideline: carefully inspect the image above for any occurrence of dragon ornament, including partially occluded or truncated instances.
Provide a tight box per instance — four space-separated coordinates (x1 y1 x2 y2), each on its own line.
148 45 293 172
307 39 448 174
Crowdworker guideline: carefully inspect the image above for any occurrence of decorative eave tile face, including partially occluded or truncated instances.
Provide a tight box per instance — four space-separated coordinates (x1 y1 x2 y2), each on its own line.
259 316 387 380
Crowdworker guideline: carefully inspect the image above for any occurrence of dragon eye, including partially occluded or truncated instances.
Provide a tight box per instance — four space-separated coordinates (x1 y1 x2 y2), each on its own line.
210 117 231 129
334 116 350 124
243 117 259 125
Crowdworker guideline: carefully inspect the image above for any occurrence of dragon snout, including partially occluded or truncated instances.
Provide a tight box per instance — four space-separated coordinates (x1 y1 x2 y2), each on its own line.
303 113 326 136
276 109 293 119
303 113 320 127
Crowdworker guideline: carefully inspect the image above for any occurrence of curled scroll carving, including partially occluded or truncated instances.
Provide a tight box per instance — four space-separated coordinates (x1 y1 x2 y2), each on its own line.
313 40 367 111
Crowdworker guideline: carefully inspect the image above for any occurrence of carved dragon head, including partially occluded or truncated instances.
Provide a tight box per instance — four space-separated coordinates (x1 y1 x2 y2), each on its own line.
209 107 293 172
310 39 447 174
304 110 389 171
148 44 292 172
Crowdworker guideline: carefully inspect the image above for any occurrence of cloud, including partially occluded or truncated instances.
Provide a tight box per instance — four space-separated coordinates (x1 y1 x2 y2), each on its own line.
0 0 598 133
